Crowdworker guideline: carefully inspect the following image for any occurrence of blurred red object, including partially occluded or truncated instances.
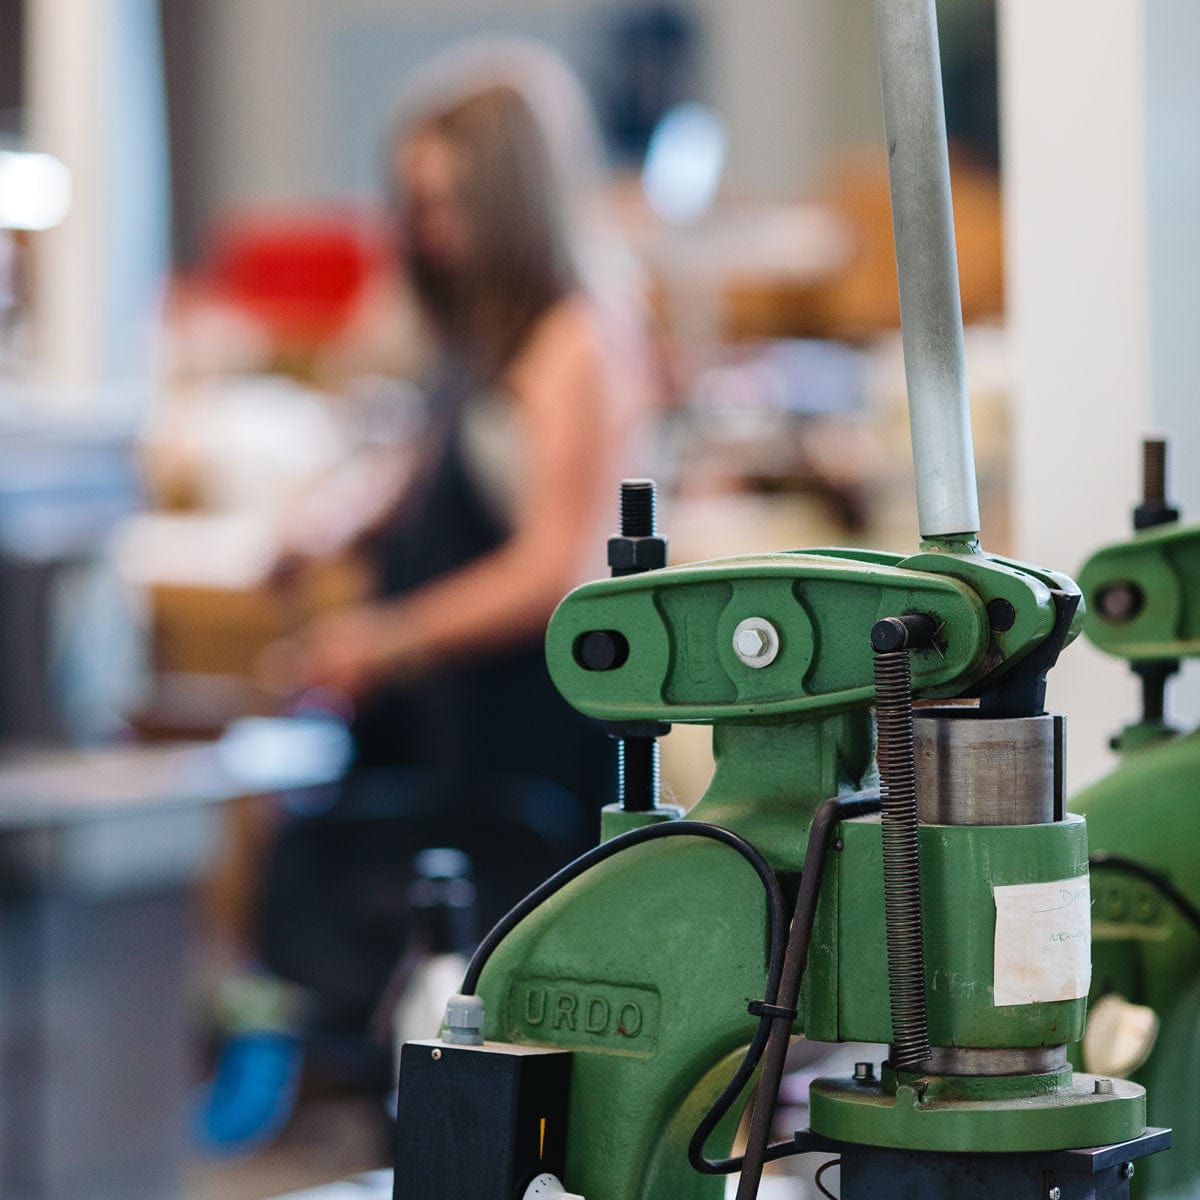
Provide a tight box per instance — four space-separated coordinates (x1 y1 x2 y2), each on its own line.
203 210 391 345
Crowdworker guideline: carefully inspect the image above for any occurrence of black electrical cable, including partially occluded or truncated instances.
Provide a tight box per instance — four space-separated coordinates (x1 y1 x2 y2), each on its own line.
1089 853 1200 937
461 819 787 1001
814 1158 842 1200
730 792 881 1198
458 797 878 1191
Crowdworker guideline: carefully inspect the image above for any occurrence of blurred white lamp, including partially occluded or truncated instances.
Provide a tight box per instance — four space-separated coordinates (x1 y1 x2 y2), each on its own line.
0 150 71 231
641 102 728 224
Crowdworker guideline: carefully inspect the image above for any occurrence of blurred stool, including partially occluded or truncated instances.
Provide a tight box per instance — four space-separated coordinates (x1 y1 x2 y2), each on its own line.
258 769 596 1091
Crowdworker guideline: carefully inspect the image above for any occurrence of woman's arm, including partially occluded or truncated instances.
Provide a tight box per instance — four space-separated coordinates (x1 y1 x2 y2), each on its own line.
287 300 626 696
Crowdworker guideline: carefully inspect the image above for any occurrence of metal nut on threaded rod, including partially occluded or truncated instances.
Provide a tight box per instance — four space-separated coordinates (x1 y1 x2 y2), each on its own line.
733 618 780 668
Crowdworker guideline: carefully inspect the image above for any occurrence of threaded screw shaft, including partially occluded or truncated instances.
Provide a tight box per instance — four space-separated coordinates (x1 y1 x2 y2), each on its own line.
620 480 656 537
1143 437 1167 507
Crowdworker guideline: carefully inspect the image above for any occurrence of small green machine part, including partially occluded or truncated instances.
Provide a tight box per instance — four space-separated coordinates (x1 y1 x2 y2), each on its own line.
1073 435 1200 1200
391 1 1170 1197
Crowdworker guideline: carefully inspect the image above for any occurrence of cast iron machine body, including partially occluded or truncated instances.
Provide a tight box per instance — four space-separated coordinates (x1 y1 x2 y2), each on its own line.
393 1 1169 1195
1072 438 1200 1200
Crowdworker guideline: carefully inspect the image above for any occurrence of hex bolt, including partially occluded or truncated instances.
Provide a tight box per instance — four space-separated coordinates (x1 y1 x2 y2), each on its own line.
853 1061 875 1081
1094 1077 1116 1095
986 597 1017 632
1094 582 1144 623
1143 437 1167 506
1134 435 1181 530
620 479 656 537
733 618 780 668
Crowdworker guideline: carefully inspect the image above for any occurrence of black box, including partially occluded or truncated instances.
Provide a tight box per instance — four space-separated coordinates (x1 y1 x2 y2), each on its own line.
394 1040 573 1199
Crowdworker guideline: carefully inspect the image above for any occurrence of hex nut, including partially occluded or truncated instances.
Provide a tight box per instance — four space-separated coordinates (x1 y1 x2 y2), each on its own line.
733 618 780 668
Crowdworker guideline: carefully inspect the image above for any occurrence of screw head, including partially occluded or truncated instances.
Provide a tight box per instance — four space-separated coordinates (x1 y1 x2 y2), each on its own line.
1094 1077 1116 1095
1120 1162 1135 1180
431 1048 442 1061
575 630 629 672
853 1061 875 1081
1095 582 1144 623
732 618 780 668
1047 1187 1061 1200
986 597 1017 632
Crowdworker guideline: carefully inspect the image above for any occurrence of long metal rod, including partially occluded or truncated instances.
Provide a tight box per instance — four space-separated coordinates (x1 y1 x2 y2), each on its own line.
874 0 981 539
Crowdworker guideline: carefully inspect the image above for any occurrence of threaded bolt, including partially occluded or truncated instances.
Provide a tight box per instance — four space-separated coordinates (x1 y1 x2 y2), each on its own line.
618 738 659 813
1143 437 1167 506
620 480 656 537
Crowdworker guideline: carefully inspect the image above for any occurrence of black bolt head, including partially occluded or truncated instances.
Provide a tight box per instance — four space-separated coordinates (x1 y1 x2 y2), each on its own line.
986 598 1017 633
575 630 629 672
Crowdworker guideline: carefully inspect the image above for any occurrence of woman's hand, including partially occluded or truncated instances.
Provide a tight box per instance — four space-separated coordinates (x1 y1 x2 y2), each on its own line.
259 604 415 701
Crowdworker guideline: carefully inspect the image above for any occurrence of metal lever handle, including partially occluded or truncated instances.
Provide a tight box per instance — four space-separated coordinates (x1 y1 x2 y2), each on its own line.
875 0 981 540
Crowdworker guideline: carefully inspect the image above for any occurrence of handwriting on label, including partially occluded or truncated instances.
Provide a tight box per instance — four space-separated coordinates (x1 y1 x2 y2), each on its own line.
993 874 1092 1007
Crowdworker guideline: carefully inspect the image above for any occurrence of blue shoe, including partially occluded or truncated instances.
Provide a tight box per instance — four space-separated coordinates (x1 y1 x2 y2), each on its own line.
192 1031 304 1154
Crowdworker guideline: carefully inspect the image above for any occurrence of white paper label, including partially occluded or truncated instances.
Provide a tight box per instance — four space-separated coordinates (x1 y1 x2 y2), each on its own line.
992 875 1091 1007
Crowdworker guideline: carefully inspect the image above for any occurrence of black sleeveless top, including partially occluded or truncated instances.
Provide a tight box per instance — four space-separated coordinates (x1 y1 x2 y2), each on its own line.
348 385 615 818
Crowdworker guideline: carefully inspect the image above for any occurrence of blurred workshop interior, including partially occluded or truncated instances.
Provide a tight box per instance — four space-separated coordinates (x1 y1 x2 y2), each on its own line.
1 1 1199 1199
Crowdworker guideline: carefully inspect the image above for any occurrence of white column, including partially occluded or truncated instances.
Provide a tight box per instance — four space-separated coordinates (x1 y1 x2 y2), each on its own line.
24 0 169 401
1000 1 1151 788
703 0 882 198
1144 0 1200 721
1144 0 1200 517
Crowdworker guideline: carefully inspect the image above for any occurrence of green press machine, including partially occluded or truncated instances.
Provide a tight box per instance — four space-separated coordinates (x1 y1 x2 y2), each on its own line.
1073 436 1200 1200
393 1 1172 1196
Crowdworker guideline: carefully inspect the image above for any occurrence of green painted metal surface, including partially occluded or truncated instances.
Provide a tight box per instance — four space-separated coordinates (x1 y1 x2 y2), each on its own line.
1080 521 1200 660
810 1070 1146 1152
463 545 1127 1193
477 836 772 1199
1073 517 1200 1197
545 553 991 724
805 816 1089 1048
1073 732 1200 1200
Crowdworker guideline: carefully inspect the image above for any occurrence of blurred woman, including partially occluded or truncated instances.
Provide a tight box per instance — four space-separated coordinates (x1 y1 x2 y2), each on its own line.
291 42 650 781
195 41 657 1151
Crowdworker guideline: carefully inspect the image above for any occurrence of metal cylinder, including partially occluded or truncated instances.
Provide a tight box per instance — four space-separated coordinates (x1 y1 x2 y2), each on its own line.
913 709 1062 826
873 0 980 539
924 1045 1068 1078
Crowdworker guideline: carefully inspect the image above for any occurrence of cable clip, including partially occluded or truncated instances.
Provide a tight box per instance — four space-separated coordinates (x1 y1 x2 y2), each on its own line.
747 999 797 1022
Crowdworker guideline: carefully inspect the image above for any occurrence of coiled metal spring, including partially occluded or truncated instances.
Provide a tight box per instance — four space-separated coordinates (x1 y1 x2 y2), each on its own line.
874 648 931 1071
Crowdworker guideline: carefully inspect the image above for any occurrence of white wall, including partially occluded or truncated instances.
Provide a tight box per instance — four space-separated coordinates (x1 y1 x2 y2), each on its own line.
1001 0 1200 789
188 0 885 224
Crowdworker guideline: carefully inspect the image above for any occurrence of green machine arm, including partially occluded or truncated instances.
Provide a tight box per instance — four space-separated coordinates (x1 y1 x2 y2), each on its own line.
391 0 1169 1195
1073 437 1200 1200
547 545 1070 865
